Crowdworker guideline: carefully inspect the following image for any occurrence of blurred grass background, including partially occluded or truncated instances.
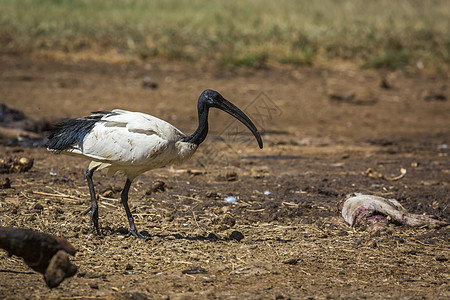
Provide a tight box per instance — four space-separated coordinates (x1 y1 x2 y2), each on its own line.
0 0 449 69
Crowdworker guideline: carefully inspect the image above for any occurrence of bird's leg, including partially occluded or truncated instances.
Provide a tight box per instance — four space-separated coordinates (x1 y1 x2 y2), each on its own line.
82 166 100 235
121 179 145 239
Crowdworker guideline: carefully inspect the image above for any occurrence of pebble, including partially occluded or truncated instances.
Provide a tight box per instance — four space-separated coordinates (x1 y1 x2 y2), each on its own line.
282 258 298 265
229 230 244 242
33 203 44 211
89 283 99 289
207 233 219 240
0 177 11 189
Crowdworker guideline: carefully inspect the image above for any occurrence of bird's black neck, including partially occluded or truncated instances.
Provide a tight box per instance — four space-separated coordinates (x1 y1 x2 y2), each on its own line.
183 105 209 145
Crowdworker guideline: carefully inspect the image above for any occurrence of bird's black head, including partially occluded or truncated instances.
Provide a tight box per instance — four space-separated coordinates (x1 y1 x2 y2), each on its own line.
198 89 225 111
197 89 263 149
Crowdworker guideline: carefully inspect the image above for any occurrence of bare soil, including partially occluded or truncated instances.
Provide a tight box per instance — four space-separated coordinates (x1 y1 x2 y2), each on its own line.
0 54 449 299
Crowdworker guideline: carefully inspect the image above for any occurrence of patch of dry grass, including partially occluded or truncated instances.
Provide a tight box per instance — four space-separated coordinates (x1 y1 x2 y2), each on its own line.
1 0 449 69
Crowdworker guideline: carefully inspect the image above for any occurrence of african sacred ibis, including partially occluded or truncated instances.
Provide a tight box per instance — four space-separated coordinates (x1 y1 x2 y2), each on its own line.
47 89 263 238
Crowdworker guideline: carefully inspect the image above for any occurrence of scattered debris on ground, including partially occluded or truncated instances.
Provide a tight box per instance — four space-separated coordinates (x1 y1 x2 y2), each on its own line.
365 167 407 181
0 157 33 173
145 180 166 195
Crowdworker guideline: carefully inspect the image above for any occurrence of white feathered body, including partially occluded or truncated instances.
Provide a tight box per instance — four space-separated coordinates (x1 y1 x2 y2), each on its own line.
62 109 198 180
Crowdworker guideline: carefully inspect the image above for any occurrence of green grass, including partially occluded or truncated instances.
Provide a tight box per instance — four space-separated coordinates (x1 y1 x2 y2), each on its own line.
1 0 449 69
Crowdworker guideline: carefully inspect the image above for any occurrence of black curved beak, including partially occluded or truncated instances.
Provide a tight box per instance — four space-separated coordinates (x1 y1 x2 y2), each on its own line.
215 99 263 149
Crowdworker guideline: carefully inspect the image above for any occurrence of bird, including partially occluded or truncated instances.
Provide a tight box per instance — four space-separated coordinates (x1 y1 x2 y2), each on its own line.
47 89 263 239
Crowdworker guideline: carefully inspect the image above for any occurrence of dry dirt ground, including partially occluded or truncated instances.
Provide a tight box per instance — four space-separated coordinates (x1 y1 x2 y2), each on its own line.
0 54 449 299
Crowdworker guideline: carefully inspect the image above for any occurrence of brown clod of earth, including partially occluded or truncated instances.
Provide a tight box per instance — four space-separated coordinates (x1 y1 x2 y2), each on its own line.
146 180 166 195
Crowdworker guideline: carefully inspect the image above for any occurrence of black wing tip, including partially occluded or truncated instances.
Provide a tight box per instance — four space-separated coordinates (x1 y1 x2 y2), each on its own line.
46 113 110 151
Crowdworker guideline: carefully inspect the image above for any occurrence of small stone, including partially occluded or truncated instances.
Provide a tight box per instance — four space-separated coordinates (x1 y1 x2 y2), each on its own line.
435 255 447 262
229 230 244 242
0 177 11 189
282 258 299 265
207 232 219 241
125 263 134 271
33 203 44 211
89 283 99 289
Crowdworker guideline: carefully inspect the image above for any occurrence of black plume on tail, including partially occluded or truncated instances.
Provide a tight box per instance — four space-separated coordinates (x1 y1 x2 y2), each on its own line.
46 111 114 151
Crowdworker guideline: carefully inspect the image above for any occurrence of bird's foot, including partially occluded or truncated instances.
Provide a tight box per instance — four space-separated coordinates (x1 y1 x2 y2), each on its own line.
85 223 101 236
90 226 102 236
125 216 146 239
128 229 147 240
81 204 101 235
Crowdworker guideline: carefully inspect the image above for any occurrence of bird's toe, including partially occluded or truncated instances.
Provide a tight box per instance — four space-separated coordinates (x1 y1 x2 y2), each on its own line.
128 230 147 240
81 205 92 216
